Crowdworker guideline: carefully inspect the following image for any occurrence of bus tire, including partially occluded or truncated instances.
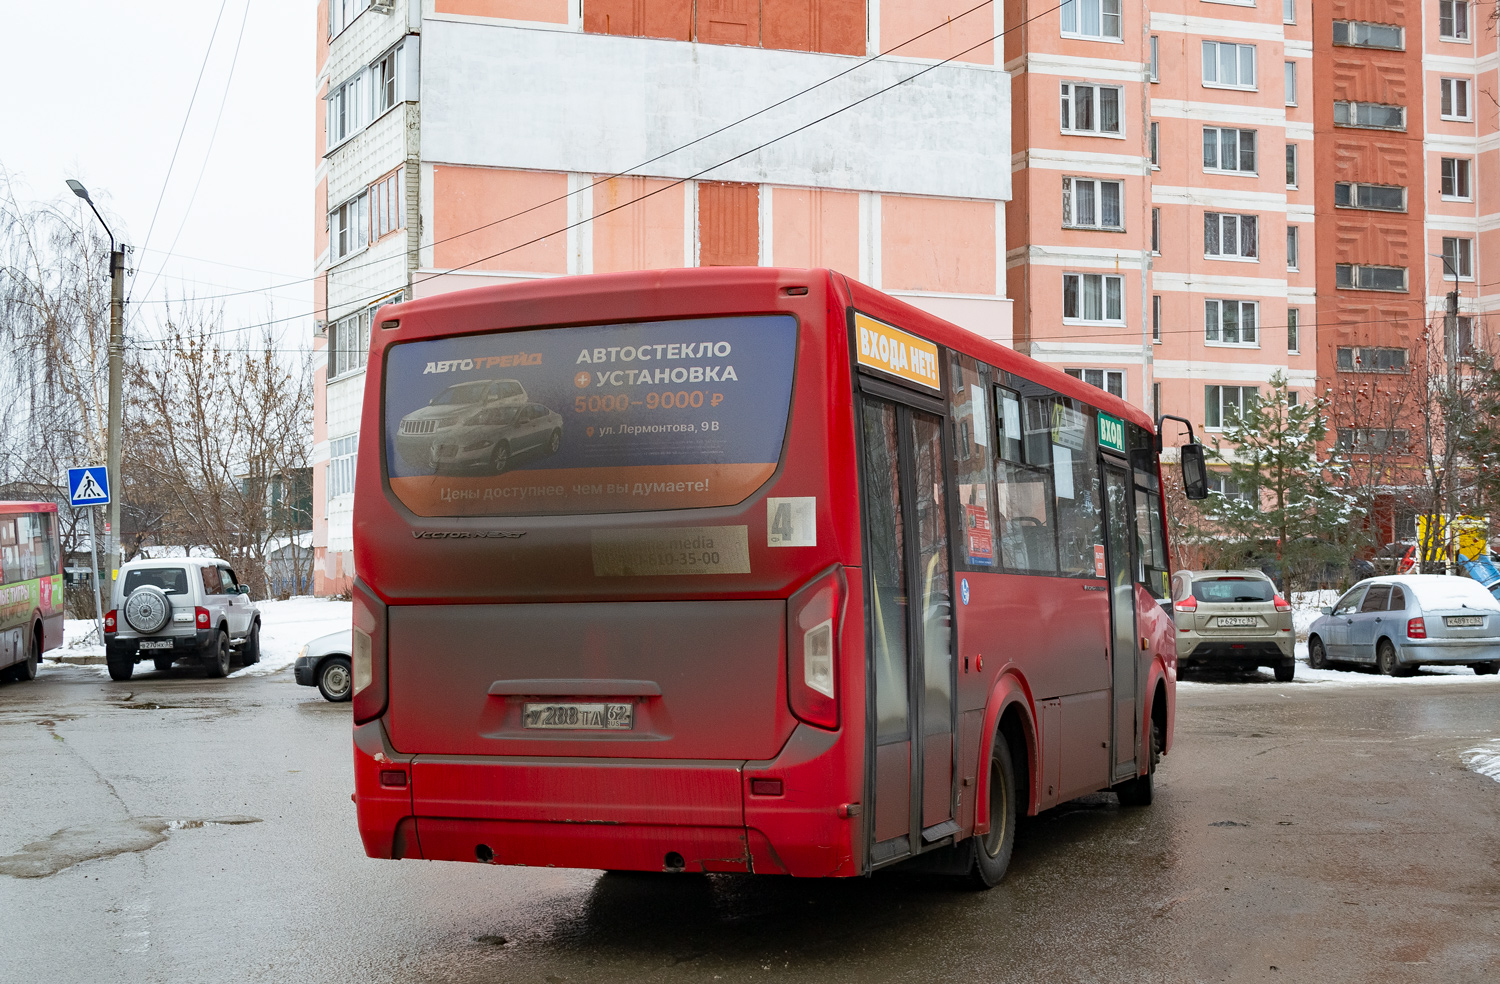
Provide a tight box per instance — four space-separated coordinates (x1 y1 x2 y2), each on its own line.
204 632 231 678
970 737 1017 889
107 658 134 682
1116 717 1161 807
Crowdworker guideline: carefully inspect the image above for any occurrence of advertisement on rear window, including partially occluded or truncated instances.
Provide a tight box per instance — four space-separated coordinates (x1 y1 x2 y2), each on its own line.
384 315 798 516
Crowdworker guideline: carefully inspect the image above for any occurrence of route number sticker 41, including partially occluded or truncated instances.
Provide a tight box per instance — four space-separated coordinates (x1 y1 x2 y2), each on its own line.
767 497 816 547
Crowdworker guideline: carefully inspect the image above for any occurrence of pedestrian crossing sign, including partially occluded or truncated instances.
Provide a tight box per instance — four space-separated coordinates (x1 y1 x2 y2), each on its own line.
68 466 110 506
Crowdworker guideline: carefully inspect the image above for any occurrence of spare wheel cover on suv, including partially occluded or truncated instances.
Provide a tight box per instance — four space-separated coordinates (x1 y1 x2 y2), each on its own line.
124 584 173 634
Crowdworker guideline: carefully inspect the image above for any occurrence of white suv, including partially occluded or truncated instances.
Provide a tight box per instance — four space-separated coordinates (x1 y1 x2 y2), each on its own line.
104 558 260 681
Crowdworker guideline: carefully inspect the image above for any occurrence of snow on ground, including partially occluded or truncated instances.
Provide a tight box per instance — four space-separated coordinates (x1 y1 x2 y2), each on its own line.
54 598 350 680
1462 741 1500 783
1290 590 1340 641
1179 638 1496 689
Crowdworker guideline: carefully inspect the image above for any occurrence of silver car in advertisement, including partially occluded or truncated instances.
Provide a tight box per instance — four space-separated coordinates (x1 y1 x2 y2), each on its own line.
394 378 529 470
1307 574 1500 676
429 402 563 473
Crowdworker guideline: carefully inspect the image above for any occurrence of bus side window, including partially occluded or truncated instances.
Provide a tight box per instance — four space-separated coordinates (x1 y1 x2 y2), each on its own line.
949 355 996 568
0 517 15 584
1050 400 1103 577
1135 489 1169 598
994 386 1023 463
995 390 1059 574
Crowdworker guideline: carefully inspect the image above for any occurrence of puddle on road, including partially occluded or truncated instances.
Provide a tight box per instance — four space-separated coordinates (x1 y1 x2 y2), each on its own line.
0 815 261 878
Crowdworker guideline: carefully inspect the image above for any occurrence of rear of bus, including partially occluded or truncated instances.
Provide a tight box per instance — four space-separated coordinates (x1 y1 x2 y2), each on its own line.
352 268 868 876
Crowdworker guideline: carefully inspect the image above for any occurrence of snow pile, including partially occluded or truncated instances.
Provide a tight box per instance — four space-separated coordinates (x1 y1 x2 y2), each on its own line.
230 597 351 678
1290 590 1340 641
1462 741 1500 783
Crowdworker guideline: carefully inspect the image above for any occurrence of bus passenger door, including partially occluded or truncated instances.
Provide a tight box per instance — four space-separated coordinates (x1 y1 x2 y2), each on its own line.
1102 463 1139 782
860 395 957 864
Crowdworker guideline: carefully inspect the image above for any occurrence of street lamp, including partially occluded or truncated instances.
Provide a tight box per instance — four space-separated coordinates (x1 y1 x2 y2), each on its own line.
67 179 125 597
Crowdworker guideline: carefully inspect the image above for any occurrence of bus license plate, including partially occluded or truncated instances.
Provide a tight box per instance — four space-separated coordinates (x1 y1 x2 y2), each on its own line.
1217 617 1258 627
522 702 633 730
139 639 174 650
1446 616 1485 627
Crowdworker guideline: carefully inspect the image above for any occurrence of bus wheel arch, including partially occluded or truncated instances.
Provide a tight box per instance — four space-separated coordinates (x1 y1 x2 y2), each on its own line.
973 673 1037 839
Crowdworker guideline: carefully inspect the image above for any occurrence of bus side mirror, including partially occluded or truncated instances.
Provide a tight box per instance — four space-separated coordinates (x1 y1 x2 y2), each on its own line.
1181 443 1209 500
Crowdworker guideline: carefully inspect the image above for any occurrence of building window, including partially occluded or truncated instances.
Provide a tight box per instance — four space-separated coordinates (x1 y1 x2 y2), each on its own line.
1440 78 1472 120
1337 346 1408 372
372 41 411 118
1287 308 1299 353
1285 144 1297 187
1150 36 1159 81
1283 0 1295 24
1336 264 1407 292
1332 21 1405 50
1152 295 1162 342
330 192 369 262
1456 316 1477 359
1334 101 1405 130
1284 62 1297 105
328 434 359 499
1153 381 1161 415
1441 158 1472 199
1287 390 1299 406
1062 177 1124 230
1442 237 1475 280
1202 42 1256 90
1337 428 1408 452
1209 473 1256 502
1150 122 1160 167
1206 385 1257 430
1205 299 1259 346
370 168 404 241
328 308 373 379
1060 82 1122 135
1204 212 1258 259
1286 226 1299 271
329 0 371 39
326 69 368 148
1064 368 1125 398
1063 273 1125 323
1440 0 1470 41
1151 208 1161 253
1060 0 1123 41
1334 182 1406 211
1203 127 1256 172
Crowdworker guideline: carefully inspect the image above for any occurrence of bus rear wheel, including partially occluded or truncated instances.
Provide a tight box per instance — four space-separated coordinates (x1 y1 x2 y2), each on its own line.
1116 717 1161 807
970 738 1017 889
6 628 40 682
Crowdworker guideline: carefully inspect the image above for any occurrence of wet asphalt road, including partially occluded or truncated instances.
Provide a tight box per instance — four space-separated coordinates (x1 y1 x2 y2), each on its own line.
2 665 1498 984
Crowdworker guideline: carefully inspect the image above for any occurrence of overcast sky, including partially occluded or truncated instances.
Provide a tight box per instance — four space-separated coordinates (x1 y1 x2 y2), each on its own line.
2 0 313 353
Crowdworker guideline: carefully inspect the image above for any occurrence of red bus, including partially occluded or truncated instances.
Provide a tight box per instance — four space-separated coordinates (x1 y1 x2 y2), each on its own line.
0 501 64 683
351 268 1207 885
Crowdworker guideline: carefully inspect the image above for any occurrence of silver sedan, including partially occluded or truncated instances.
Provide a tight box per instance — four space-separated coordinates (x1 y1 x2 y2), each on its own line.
1306 574 1500 676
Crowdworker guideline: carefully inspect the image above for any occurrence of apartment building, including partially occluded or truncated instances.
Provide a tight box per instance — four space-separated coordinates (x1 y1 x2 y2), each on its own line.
311 0 1013 593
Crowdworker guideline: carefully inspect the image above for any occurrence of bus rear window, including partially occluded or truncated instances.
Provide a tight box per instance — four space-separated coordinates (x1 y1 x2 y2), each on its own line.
384 315 798 516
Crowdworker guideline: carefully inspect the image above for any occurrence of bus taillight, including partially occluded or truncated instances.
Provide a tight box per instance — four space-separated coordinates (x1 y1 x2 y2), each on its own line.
787 566 846 730
351 580 388 725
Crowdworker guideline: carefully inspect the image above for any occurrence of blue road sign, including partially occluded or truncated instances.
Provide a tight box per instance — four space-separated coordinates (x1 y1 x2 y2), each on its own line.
68 466 110 506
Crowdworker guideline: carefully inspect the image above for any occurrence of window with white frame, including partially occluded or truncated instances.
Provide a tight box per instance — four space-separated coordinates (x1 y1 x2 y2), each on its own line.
1150 122 1159 167
370 168 404 241
1441 78 1472 120
1205 299 1259 345
1285 143 1297 187
1209 473 1256 502
372 41 409 118
330 192 369 262
1202 42 1256 89
326 70 367 148
1334 101 1405 130
1203 127 1256 172
1337 428 1408 451
1060 82 1122 134
328 0 371 39
1063 273 1125 322
1440 0 1470 41
1060 0 1122 40
1064 368 1125 399
1456 316 1478 359
1283 0 1295 23
1062 177 1124 230
1442 237 1474 280
1284 62 1297 105
1150 36 1159 81
1151 208 1161 253
1205 385 1257 429
1287 308 1300 353
1336 264 1407 292
1152 295 1162 342
1332 21 1404 49
329 307 372 379
328 434 359 499
1287 226 1299 270
1334 182 1406 211
1204 212 1258 259
1441 157 1472 199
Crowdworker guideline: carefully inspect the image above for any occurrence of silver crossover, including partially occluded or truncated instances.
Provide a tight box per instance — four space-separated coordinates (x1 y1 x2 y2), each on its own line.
1172 570 1295 680
1306 574 1500 676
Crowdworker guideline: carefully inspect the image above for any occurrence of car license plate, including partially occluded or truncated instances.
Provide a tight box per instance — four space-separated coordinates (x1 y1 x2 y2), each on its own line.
522 702 633 730
1217 617 1258 627
1446 616 1485 627
138 639 174 650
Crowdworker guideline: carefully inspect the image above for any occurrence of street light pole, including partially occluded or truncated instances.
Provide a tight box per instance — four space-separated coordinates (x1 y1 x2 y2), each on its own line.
67 180 125 594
